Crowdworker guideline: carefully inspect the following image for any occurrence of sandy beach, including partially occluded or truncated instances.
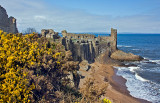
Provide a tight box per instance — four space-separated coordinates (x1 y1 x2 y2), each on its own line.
79 62 151 103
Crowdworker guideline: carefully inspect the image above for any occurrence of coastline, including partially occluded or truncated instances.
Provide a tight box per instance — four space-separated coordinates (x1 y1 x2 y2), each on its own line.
79 62 151 103
110 67 151 103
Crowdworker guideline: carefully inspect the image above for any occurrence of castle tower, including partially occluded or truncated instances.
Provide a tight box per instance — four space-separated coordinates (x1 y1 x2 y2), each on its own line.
9 17 18 33
111 28 117 51
0 5 9 32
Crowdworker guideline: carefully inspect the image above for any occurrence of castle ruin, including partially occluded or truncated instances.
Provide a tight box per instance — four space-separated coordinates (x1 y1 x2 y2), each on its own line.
61 28 117 63
0 5 18 33
41 28 117 63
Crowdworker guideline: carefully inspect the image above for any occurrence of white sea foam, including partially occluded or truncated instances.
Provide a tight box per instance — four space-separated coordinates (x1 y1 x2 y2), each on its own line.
144 57 149 59
125 46 132 47
132 49 139 50
117 45 132 48
128 67 140 72
117 66 149 82
114 66 128 71
149 60 160 64
115 64 160 103
117 45 123 47
135 73 149 82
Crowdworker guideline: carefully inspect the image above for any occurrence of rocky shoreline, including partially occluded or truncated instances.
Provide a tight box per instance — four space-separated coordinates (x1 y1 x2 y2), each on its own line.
78 62 151 103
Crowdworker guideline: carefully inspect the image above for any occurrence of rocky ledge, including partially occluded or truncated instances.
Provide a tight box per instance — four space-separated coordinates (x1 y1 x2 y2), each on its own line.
111 50 143 61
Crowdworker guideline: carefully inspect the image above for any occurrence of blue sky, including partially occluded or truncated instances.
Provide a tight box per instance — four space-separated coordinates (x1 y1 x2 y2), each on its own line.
1 0 160 33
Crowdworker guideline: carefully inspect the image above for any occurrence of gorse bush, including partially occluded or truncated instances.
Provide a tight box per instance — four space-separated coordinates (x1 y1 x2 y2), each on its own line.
0 30 37 102
0 30 79 102
80 78 108 103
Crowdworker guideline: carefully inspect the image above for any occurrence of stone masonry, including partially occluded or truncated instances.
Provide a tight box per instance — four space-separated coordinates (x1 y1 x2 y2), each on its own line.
41 29 60 39
0 5 18 33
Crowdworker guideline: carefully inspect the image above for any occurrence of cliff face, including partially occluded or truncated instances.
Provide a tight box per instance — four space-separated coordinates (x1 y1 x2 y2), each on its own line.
62 39 96 63
61 28 117 63
0 5 18 33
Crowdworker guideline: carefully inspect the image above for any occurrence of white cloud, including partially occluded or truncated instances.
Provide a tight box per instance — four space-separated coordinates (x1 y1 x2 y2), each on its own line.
1 0 160 33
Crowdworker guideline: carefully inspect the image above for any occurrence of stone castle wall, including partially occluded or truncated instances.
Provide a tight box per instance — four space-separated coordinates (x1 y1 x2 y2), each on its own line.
62 30 96 40
0 5 18 33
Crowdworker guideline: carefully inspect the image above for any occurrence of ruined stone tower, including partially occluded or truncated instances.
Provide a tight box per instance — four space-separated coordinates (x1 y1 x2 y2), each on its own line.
0 5 18 33
111 28 117 52
8 17 18 33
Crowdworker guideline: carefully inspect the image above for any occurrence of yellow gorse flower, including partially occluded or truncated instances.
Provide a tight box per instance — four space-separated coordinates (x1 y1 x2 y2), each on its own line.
53 52 61 58
102 98 112 103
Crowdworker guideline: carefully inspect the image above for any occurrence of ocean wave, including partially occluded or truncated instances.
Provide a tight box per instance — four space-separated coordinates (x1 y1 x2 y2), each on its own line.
140 58 160 65
143 57 150 60
116 68 160 103
135 73 149 82
132 49 139 50
114 66 140 73
117 45 132 48
128 67 140 72
149 60 160 64
113 66 129 71
142 57 150 62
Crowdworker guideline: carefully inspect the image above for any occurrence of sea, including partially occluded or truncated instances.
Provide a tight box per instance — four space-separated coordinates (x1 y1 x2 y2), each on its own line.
98 33 160 103
60 33 160 103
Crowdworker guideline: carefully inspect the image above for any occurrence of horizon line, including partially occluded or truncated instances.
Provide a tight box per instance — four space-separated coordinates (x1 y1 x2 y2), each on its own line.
58 32 160 34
